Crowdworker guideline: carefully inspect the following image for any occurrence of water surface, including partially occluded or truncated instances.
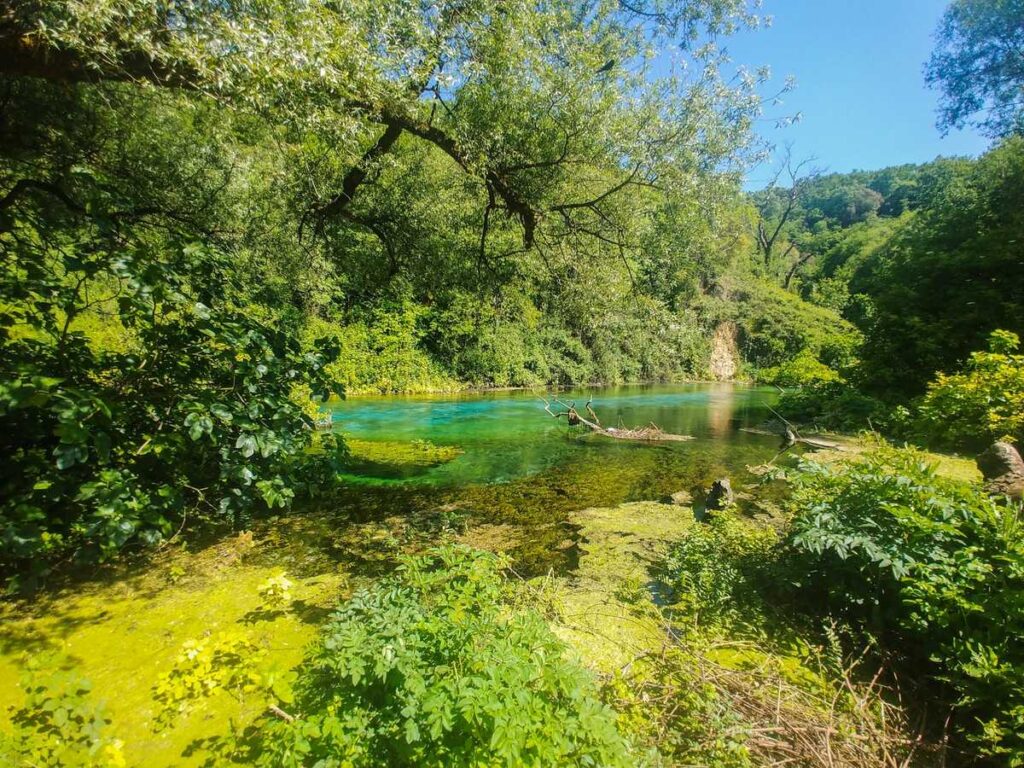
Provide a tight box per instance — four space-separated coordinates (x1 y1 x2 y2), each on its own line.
325 383 785 573
331 382 781 485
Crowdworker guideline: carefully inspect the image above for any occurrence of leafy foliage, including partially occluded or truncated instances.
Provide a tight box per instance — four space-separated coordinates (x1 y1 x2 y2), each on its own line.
0 201 342 578
153 629 273 732
776 380 890 433
699 279 860 372
926 0 1024 138
235 546 635 767
0 655 126 767
785 446 1024 762
758 350 842 388
257 572 295 610
0 78 354 580
854 138 1024 398
758 138 1024 430
918 329 1024 451
664 514 778 626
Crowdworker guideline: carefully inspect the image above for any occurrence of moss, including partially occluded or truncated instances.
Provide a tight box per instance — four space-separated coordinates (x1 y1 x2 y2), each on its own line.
538 501 694 672
0 532 347 767
807 439 981 483
338 438 463 479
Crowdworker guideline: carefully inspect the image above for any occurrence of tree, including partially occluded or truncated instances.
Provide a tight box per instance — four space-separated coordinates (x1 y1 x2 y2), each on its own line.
751 146 820 285
0 0 774 264
926 0 1024 138
855 137 1024 397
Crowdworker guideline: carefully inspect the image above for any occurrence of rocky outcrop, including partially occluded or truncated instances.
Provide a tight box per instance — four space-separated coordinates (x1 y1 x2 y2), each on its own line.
708 322 739 381
977 442 1024 500
705 478 734 512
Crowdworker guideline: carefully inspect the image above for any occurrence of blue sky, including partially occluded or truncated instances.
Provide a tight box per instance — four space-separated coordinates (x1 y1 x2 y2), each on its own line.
721 0 991 186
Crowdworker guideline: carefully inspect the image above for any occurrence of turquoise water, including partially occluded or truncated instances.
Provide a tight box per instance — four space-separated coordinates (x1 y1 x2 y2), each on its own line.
329 382 782 486
323 383 786 573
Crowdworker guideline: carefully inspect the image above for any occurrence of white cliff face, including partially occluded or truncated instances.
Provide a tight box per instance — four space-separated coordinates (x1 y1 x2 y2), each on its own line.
708 322 740 381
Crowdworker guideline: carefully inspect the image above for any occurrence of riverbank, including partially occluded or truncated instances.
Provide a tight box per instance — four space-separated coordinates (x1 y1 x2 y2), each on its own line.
339 375 757 398
0 424 983 765
1 384 986 766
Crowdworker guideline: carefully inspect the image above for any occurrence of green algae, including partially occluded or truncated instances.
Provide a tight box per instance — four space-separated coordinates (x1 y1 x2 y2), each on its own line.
0 532 347 767
535 500 923 766
0 384 792 765
540 501 694 672
339 438 463 479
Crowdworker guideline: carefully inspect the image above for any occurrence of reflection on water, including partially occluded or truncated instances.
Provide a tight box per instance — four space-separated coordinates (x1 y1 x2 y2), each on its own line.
328 382 777 487
324 383 784 575
705 381 738 439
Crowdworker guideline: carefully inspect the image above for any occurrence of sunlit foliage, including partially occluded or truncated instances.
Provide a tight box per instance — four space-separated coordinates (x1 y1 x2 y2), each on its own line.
787 446 1024 762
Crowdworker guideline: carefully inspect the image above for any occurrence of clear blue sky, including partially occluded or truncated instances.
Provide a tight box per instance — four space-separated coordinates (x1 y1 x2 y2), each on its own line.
722 0 991 187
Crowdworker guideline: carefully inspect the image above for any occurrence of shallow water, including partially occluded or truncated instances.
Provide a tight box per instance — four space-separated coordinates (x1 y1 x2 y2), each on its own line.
316 382 787 574
331 382 782 487
1 382 787 766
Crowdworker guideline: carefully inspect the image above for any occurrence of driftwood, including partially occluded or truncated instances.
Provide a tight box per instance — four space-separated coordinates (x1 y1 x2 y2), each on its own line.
267 705 296 723
540 396 693 442
740 427 843 451
741 404 846 465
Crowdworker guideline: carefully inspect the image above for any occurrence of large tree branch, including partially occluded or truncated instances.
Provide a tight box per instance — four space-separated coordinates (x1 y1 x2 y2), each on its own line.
0 178 84 214
316 122 404 220
7 28 646 254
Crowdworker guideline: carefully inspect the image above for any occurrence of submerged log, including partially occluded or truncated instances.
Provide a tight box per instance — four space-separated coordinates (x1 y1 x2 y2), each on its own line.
540 396 693 442
740 427 844 451
741 403 845 452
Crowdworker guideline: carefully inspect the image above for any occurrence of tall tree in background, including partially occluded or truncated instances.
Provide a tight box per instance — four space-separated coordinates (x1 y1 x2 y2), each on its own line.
855 137 1024 397
751 146 820 285
926 0 1024 138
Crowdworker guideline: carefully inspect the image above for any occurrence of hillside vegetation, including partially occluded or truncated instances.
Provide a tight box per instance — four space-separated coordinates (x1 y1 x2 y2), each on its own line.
2 1 1024 767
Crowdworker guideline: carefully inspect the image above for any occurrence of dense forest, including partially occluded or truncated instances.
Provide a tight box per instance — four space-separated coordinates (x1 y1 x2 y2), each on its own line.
1 1 1023 767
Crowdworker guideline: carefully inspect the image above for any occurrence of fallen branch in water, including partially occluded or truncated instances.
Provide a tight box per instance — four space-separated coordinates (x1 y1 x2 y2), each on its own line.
539 396 692 442
742 403 846 453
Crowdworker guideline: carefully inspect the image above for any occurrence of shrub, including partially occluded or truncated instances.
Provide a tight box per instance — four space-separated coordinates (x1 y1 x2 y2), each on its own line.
307 300 458 395
664 514 778 625
0 233 343 581
776 380 889 432
0 655 126 767
917 329 1024 451
244 546 635 767
785 446 1024 762
758 349 842 387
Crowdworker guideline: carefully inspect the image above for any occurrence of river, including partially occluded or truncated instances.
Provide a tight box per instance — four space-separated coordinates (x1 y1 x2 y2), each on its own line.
0 382 785 766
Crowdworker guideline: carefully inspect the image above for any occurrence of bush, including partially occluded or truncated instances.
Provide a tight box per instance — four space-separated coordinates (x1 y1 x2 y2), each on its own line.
0 232 343 580
853 138 1024 399
776 380 889 433
917 329 1024 451
0 655 126 767
664 514 778 626
308 299 458 395
758 349 842 387
244 546 635 767
785 446 1024 762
